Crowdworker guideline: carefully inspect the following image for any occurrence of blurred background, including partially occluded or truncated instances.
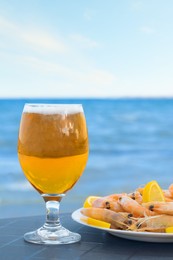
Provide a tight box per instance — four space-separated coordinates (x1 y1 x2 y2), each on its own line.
0 1 173 218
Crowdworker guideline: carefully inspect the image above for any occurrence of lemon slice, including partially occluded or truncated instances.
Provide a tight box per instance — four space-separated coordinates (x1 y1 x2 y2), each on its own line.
83 196 100 208
81 216 111 229
142 180 165 203
165 227 173 233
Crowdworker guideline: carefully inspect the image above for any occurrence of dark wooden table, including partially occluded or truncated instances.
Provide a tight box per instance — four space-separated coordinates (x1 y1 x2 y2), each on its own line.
0 213 173 260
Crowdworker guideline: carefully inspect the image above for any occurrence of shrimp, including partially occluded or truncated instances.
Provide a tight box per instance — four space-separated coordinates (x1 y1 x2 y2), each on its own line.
163 189 173 199
143 201 173 215
92 195 125 212
136 187 144 195
104 193 127 201
169 184 173 197
118 196 153 217
162 189 173 202
81 208 133 230
92 192 143 211
130 215 173 232
128 191 143 204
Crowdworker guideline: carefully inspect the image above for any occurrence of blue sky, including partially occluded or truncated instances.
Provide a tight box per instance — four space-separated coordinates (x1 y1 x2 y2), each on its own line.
0 0 173 98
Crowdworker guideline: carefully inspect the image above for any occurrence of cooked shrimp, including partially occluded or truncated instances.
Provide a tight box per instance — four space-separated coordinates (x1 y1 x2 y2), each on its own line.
163 189 173 198
128 191 143 204
81 208 132 230
143 201 173 215
162 190 173 201
136 187 144 195
169 184 173 197
105 193 127 201
131 214 173 232
118 196 153 217
92 196 125 212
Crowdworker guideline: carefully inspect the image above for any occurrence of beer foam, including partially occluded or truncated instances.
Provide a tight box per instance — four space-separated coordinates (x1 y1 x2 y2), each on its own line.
23 104 83 114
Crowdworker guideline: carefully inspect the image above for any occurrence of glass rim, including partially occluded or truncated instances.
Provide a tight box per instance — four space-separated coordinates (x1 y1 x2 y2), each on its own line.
24 103 83 106
23 103 84 114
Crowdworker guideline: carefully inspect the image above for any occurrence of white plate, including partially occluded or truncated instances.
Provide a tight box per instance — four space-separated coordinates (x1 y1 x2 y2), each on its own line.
72 208 173 243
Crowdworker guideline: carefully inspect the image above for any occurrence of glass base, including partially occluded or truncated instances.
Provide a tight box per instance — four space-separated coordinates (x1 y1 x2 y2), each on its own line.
24 225 81 245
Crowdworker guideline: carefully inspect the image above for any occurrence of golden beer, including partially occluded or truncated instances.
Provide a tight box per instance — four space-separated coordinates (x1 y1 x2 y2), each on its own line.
18 104 89 244
18 106 89 195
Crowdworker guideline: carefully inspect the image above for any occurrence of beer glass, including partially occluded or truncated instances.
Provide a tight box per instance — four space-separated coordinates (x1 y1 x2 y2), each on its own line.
18 104 89 244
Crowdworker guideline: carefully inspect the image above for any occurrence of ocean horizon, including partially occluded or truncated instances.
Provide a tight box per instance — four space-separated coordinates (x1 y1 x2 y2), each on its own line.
0 98 173 218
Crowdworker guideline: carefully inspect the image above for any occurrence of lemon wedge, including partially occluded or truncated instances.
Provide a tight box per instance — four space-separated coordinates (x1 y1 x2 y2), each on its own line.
142 180 165 203
81 216 111 229
83 196 100 208
165 227 173 233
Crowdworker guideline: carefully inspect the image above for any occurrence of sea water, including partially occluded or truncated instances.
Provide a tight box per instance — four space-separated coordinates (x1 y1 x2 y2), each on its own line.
0 98 173 217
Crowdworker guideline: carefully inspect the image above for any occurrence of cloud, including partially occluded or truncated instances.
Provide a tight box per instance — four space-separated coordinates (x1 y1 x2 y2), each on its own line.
0 15 117 97
131 0 143 11
0 15 67 53
0 16 16 31
140 26 154 34
70 34 99 48
22 31 67 53
21 56 72 76
20 55 116 85
83 8 93 21
86 69 116 85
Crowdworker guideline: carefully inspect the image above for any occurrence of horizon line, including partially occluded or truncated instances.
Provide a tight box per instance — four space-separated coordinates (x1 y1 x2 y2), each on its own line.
0 96 173 100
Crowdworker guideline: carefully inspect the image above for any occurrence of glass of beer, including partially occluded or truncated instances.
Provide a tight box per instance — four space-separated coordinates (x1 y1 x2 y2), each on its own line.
18 104 89 244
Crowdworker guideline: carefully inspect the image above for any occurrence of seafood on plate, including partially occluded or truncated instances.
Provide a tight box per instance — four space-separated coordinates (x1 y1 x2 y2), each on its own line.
80 180 173 233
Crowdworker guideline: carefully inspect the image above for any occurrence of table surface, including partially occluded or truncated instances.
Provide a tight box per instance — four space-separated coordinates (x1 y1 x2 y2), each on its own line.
0 213 173 260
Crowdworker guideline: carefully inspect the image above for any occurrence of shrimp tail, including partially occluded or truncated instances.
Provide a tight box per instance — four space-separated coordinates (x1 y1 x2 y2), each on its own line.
130 214 173 232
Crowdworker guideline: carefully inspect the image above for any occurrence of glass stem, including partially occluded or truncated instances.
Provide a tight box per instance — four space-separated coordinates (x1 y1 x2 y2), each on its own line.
44 200 61 231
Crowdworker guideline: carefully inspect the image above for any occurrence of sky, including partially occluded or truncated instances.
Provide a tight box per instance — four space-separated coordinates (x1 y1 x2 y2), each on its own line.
0 0 173 98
